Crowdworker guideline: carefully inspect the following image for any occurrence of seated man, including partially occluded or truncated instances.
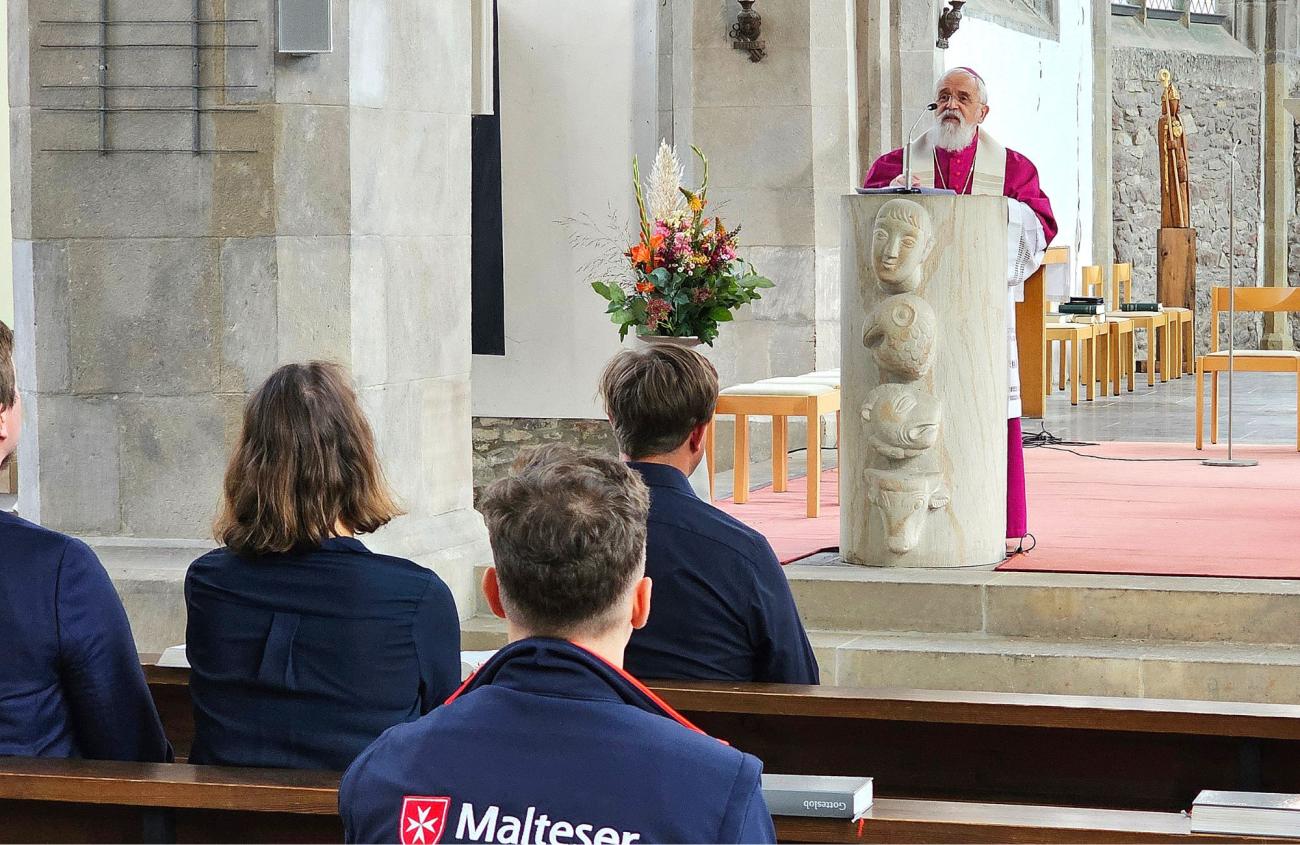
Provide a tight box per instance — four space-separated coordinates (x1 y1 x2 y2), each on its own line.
340 445 775 845
0 320 170 761
600 346 819 684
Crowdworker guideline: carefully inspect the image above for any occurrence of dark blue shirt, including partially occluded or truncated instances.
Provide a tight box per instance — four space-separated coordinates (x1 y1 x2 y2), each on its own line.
185 536 460 771
0 511 170 761
340 638 775 845
625 462 819 685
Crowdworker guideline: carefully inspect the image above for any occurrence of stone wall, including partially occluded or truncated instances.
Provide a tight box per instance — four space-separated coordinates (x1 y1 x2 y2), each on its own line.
472 417 618 497
1112 18 1264 355
9 0 489 648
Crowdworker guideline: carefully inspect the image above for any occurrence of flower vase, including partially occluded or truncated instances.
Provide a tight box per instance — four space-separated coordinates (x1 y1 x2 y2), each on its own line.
633 334 703 350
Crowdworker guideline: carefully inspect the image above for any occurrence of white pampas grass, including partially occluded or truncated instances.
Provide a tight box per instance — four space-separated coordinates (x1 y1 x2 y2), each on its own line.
646 140 685 222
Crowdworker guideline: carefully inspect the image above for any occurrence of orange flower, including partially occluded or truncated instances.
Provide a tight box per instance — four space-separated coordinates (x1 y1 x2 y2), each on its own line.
629 235 665 271
688 196 705 213
636 280 655 293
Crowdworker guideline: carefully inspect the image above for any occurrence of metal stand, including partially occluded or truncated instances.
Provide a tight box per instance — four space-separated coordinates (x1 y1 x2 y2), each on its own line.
1203 140 1257 468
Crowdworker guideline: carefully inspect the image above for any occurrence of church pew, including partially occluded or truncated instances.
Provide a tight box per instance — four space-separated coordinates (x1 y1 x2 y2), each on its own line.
0 758 1272 844
145 663 1300 815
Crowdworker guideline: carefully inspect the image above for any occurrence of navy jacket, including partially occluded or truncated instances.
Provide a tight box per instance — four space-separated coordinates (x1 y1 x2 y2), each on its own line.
624 463 819 685
0 511 170 761
340 638 775 844
185 536 460 771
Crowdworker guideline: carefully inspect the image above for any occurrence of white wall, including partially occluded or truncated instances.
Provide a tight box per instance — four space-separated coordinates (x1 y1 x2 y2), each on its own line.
471 0 657 419
946 6 1095 282
1 15 10 329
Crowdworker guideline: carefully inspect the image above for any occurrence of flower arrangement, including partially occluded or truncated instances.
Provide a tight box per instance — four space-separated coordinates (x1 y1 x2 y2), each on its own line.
590 142 773 345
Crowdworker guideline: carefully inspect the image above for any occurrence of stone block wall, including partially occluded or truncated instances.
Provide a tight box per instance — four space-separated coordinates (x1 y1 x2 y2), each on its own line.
472 417 619 497
1111 20 1264 356
10 0 489 642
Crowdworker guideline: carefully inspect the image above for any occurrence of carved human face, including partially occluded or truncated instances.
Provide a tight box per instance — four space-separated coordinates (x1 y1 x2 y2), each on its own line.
871 201 933 292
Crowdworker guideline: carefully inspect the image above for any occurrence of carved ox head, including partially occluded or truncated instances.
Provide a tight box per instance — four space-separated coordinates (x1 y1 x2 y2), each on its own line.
865 469 950 555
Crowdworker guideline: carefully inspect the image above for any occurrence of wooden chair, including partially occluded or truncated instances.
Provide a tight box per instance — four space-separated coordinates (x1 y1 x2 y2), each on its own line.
1195 286 1300 451
1045 314 1100 406
1112 262 1171 388
1084 265 1135 396
708 381 841 517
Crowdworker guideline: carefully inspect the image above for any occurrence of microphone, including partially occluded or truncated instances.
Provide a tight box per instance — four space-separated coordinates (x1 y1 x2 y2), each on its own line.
900 102 939 193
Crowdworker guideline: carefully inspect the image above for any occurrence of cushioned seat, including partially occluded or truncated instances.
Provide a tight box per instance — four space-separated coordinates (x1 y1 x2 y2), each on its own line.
709 381 841 517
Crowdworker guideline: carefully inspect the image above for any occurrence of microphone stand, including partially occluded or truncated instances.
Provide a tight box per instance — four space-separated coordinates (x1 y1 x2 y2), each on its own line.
1203 139 1257 468
899 103 938 193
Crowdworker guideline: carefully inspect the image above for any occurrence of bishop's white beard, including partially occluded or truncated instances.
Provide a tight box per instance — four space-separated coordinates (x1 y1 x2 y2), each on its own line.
934 112 977 152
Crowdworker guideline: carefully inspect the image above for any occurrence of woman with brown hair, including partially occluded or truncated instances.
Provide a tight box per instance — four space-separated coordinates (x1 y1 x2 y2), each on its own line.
185 362 460 770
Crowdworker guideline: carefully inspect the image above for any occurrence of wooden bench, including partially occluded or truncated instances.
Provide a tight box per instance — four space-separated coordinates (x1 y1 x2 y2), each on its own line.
146 663 1300 816
0 757 1271 844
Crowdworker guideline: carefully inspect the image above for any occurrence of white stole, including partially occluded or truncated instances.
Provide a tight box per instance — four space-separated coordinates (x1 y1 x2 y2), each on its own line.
910 127 1027 419
909 126 1007 197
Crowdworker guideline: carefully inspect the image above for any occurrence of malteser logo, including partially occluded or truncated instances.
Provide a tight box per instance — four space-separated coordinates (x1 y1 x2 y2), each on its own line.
400 796 451 845
456 802 642 845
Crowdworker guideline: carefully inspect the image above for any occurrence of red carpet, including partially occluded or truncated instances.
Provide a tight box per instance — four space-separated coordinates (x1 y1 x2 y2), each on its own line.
713 469 840 564
1001 441 1300 578
715 443 1300 577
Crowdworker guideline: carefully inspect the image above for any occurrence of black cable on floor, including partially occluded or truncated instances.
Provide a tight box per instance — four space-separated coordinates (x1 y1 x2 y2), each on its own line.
1022 423 1204 462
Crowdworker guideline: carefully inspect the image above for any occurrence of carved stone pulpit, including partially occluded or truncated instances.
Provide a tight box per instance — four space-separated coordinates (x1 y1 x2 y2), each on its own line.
841 194 1008 568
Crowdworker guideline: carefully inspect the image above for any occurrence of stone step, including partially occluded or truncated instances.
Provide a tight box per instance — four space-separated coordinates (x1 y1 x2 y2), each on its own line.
811 629 1300 704
461 613 507 651
788 563 1300 646
455 611 1300 704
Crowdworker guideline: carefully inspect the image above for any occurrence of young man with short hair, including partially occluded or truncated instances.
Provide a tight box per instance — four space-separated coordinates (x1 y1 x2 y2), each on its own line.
340 445 775 844
600 346 819 685
0 320 170 761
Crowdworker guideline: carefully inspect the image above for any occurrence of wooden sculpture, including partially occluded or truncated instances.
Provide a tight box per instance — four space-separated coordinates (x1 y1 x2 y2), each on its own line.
1158 68 1190 229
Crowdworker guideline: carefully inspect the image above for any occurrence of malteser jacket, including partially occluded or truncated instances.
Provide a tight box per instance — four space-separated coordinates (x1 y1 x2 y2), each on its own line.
339 637 776 845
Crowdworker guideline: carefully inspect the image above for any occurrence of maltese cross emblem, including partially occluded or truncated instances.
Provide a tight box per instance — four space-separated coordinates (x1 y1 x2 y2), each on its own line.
399 796 450 845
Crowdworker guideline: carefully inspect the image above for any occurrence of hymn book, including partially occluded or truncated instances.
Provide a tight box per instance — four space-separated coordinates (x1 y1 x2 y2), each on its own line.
761 774 873 819
1191 790 1300 838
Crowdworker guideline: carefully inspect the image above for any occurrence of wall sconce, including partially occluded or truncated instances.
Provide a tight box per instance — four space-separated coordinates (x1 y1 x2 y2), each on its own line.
937 1 967 49
731 0 766 63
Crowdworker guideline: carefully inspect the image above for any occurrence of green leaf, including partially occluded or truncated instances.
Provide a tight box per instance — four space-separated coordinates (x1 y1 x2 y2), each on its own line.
651 267 670 285
708 307 734 322
591 281 611 298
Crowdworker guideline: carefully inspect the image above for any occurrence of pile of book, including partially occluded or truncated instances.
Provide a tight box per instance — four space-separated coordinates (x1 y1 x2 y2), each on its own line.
1191 790 1300 838
1056 296 1106 324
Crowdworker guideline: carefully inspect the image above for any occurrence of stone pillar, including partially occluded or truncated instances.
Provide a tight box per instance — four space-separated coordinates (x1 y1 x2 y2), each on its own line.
852 0 893 170
891 0 944 151
9 0 489 650
841 194 1007 568
1262 0 1294 349
1091 0 1115 286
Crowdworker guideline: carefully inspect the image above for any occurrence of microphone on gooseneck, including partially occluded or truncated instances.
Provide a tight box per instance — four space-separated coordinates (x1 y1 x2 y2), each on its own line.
900 102 939 194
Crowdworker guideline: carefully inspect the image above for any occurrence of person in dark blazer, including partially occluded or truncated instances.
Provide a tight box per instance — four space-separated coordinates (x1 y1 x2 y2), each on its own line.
600 346 820 685
0 320 171 762
185 361 461 771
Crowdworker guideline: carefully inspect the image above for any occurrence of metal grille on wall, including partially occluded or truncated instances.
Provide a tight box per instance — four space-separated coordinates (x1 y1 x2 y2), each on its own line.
38 1 260 154
1113 0 1220 13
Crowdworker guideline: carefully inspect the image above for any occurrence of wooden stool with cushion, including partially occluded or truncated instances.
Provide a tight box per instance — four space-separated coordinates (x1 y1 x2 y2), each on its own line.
1112 262 1171 387
1195 286 1300 451
708 382 841 518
